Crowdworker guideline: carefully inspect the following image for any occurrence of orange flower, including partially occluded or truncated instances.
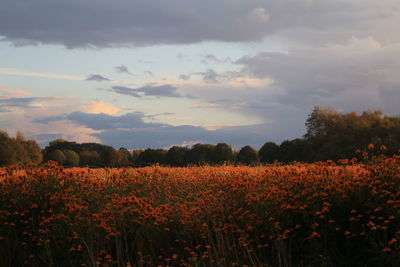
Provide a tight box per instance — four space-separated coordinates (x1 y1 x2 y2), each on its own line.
368 144 375 150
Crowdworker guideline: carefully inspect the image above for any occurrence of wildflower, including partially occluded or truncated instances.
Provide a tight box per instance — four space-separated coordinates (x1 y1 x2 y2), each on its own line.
368 144 375 150
308 232 320 239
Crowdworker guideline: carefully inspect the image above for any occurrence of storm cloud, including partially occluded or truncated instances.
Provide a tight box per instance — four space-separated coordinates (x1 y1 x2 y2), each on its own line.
35 111 272 149
1 1 398 48
236 37 400 115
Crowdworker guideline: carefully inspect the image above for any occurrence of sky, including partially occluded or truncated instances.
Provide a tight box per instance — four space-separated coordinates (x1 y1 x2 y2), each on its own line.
1 0 400 149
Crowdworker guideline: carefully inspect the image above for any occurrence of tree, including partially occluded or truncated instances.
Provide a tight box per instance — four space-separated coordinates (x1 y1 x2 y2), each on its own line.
279 139 310 163
23 140 43 164
46 149 67 165
136 148 167 165
186 144 215 165
0 131 17 166
237 145 259 165
63 149 80 166
166 146 189 166
259 142 280 163
79 151 102 167
213 143 234 165
131 149 143 164
118 148 133 166
0 131 42 166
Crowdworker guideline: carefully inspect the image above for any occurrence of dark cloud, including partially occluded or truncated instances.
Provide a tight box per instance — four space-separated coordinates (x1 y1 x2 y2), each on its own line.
236 37 400 115
34 111 273 149
86 74 110 82
95 121 295 149
29 133 64 147
0 97 61 112
35 111 152 130
109 86 142 97
115 65 133 75
2 1 394 48
0 97 36 111
109 84 194 98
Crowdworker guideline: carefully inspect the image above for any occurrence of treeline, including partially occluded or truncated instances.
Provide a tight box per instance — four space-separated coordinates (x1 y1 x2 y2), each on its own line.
0 131 42 166
1 107 399 167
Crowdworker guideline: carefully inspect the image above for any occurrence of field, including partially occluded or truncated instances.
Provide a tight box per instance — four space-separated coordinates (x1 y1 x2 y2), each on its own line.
1 155 399 266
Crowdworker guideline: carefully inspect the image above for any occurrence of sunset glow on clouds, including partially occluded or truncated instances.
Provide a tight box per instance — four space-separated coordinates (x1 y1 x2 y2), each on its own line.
1 0 400 148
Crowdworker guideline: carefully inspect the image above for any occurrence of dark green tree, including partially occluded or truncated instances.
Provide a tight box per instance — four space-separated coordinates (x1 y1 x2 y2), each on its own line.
186 144 215 165
136 148 167 165
79 151 102 167
166 146 189 166
63 149 80 166
279 139 310 163
259 142 280 163
46 149 67 165
213 143 234 165
237 145 259 165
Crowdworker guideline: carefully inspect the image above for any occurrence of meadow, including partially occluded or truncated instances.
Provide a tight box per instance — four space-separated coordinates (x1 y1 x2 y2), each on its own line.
1 152 399 266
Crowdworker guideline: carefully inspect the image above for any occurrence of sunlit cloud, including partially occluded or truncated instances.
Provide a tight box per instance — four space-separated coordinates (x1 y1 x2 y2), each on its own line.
0 68 84 80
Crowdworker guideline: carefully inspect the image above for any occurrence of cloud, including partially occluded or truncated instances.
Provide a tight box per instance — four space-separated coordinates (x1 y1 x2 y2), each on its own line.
108 84 194 98
66 111 153 130
109 86 142 97
194 69 249 84
35 110 272 149
201 54 233 64
80 100 120 115
144 71 155 77
115 65 133 75
86 74 110 82
0 97 37 112
200 69 221 83
0 95 75 112
0 68 84 80
179 74 191 81
0 97 124 146
232 36 400 118
2 1 397 48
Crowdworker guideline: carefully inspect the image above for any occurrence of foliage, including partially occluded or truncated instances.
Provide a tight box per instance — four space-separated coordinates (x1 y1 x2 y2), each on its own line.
63 149 80 167
186 143 216 165
213 143 235 165
79 150 101 167
136 148 167 165
46 149 67 165
304 106 400 161
0 131 42 166
166 146 190 166
259 141 280 163
237 145 259 165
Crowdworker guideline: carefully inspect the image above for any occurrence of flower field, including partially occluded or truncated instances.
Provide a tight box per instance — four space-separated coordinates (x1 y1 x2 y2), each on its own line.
1 155 400 266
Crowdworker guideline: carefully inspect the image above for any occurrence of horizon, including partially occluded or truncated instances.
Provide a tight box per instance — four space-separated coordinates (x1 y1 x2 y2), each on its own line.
1 1 400 149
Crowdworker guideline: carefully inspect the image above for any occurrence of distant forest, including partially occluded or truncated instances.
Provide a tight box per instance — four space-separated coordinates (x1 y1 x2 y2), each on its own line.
1 107 400 167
